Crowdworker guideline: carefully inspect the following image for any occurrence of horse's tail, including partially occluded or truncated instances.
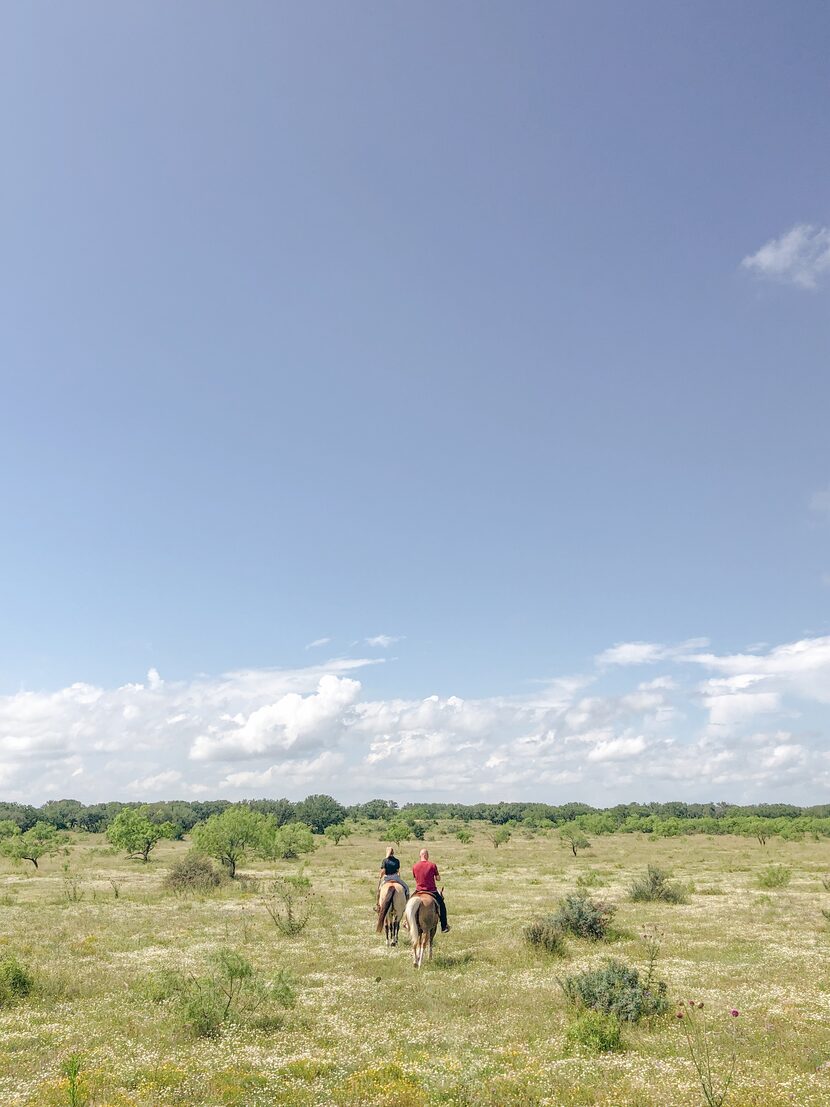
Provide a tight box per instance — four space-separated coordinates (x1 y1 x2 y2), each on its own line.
404 894 422 938
376 885 393 933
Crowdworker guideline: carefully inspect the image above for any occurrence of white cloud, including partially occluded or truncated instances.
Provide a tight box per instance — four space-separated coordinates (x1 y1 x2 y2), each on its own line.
810 486 830 514
741 224 830 290
587 735 648 762
365 635 403 648
189 675 361 761
126 769 183 794
305 637 331 650
596 638 709 666
597 642 666 666
1 635 829 804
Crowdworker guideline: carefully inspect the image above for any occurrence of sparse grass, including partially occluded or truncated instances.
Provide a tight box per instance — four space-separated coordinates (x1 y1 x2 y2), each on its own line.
0 829 829 1104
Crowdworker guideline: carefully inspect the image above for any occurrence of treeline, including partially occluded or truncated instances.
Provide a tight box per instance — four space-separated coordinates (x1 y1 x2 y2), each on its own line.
1 795 828 837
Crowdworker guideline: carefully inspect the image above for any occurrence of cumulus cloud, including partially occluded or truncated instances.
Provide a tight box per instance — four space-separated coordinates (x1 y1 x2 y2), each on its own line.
741 224 830 290
1 637 829 804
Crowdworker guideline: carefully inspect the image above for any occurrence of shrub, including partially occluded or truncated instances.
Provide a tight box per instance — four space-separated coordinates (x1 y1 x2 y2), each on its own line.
164 852 226 895
61 1053 88 1107
565 1010 624 1054
559 958 669 1022
61 863 84 903
628 865 688 904
552 893 615 941
148 948 294 1038
523 916 567 957
756 865 791 889
820 874 830 892
0 953 33 1006
456 828 472 844
261 872 315 936
575 869 604 889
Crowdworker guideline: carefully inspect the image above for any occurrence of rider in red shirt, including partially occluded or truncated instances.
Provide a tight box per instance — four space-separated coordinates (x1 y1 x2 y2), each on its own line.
412 848 450 932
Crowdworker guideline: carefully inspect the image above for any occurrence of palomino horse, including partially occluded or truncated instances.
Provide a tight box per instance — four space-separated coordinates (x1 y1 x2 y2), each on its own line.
375 880 407 946
403 892 439 968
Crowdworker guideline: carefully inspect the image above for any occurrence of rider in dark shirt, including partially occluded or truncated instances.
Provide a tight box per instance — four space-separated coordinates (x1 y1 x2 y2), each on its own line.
379 846 409 896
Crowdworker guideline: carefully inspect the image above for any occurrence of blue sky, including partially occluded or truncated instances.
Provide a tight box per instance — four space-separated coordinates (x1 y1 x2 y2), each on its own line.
1 3 828 804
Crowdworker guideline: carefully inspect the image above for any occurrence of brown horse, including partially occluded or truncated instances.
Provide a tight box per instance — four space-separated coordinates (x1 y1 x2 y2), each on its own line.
375 880 407 946
403 892 439 968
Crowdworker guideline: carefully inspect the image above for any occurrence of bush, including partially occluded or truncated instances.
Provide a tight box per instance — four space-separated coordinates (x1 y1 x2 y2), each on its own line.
523 916 567 957
264 822 317 860
565 1010 624 1054
552 893 615 941
261 872 315 936
559 959 668 1023
147 949 294 1038
756 865 791 889
456 828 472 844
628 865 688 904
164 852 226 895
575 869 604 889
0 953 33 1006
821 874 830 892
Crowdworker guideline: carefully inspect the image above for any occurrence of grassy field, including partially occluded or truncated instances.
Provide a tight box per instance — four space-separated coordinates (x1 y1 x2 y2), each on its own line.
1 826 829 1106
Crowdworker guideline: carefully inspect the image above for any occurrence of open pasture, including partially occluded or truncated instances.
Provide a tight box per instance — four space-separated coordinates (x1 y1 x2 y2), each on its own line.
1 828 829 1106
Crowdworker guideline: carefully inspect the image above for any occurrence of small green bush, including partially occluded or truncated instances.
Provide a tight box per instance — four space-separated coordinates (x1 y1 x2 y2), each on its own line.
553 893 615 941
147 948 294 1038
0 953 33 1007
565 1010 624 1054
575 869 605 889
261 872 315 936
628 865 688 904
559 958 669 1023
164 852 226 895
756 865 791 889
523 916 567 956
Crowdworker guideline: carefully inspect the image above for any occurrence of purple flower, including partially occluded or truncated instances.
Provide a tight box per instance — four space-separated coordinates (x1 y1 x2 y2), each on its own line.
731 1009 740 1017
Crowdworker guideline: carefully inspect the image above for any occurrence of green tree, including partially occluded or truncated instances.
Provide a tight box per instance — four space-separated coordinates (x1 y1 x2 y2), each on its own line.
39 799 87 829
560 823 591 856
293 794 347 833
107 808 173 863
384 821 411 848
191 805 272 878
323 823 352 846
263 822 318 860
1 821 68 869
486 827 511 849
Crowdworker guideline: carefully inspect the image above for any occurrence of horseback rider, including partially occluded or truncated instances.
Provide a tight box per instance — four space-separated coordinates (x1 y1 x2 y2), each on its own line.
412 847 450 933
379 845 409 898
